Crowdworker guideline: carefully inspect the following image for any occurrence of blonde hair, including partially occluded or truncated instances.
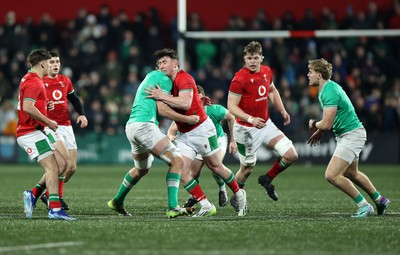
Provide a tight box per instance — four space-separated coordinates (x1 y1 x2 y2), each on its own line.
308 58 333 80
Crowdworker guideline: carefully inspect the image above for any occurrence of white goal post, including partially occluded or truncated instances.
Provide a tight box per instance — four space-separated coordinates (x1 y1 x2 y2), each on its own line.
177 0 400 68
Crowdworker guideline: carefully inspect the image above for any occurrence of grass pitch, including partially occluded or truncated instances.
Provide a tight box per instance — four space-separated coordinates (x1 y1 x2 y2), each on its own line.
0 163 399 255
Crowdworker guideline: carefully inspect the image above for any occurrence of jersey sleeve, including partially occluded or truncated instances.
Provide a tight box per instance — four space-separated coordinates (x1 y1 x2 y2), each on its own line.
229 75 243 96
23 81 41 102
176 74 195 92
322 84 339 108
66 76 74 95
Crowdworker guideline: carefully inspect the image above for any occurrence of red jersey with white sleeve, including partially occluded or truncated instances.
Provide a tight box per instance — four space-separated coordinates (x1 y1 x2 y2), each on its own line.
173 70 208 133
229 65 273 127
16 72 48 138
43 74 74 126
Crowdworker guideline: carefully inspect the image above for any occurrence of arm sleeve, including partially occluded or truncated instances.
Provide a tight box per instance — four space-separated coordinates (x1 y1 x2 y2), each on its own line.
67 92 85 115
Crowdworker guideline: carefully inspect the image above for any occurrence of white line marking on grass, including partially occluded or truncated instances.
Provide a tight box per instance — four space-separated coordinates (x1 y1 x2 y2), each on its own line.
0 241 84 253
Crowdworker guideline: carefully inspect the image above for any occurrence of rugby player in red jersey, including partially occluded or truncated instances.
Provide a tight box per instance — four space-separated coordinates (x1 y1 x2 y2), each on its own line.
228 41 298 206
146 48 247 217
17 49 75 220
39 51 88 211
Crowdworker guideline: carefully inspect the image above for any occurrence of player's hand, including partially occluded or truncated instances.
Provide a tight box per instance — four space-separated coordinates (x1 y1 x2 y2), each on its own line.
167 134 176 141
229 140 237 154
250 117 266 129
145 84 164 100
307 129 324 146
185 115 200 125
308 119 316 130
281 111 290 125
47 101 54 111
77 115 88 128
202 96 212 106
47 119 58 132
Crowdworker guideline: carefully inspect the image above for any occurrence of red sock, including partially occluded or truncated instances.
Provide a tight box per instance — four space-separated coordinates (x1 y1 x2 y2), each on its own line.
59 179 65 198
267 158 289 180
184 179 206 202
224 172 240 193
32 183 45 198
48 194 61 209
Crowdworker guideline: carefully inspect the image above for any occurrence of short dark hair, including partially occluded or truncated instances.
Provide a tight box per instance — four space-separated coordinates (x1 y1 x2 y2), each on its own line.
49 51 59 58
196 85 205 96
27 49 51 67
155 48 179 61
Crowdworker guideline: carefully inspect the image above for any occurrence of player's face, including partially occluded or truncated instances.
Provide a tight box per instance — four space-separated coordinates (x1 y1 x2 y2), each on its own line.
243 53 263 72
157 56 178 78
48 57 61 77
41 60 50 76
307 66 320 87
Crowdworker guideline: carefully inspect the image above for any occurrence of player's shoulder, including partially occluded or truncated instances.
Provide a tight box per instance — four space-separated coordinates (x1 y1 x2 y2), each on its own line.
176 70 195 84
260 65 272 73
21 72 41 86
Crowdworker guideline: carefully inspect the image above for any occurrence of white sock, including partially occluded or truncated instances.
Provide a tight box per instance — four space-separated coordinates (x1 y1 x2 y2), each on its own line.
357 198 369 208
199 199 212 208
374 195 382 204
220 185 227 192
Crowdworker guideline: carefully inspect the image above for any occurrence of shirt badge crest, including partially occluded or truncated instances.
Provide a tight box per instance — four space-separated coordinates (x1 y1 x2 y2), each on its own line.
250 78 254 83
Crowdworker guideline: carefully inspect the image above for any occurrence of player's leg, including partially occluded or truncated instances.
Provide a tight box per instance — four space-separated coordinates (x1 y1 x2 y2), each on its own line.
182 156 204 209
212 136 229 207
345 160 390 215
203 152 247 216
152 136 188 218
38 154 75 220
18 131 74 220
325 155 374 218
64 149 77 183
175 130 215 217
259 120 298 201
51 141 69 209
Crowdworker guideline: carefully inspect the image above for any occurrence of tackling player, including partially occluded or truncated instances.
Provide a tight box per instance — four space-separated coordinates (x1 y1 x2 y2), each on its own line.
146 48 247 217
107 69 200 218
168 85 237 208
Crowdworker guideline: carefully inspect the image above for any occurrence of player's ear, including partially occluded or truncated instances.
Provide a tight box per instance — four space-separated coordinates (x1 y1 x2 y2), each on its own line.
40 62 44 68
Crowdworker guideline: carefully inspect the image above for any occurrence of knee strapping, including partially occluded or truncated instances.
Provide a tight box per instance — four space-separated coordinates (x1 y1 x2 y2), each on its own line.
274 136 294 156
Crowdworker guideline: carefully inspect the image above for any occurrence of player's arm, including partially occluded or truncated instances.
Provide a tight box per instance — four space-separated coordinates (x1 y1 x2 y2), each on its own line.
146 85 193 110
67 91 88 128
268 82 290 125
156 101 199 125
227 92 249 122
23 99 58 131
309 107 336 131
167 121 178 141
223 110 237 154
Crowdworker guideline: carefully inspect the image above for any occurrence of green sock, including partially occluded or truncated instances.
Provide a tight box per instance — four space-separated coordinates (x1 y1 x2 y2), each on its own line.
166 172 181 209
370 191 381 203
354 193 368 207
236 179 245 189
114 172 139 205
212 173 225 187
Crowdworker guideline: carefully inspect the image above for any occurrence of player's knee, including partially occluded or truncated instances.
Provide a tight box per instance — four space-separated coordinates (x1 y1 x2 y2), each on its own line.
160 144 181 165
324 172 337 184
138 168 149 176
275 137 297 162
134 155 154 170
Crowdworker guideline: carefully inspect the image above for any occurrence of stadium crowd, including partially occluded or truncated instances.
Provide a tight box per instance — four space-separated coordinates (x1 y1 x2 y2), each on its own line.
0 1 400 137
